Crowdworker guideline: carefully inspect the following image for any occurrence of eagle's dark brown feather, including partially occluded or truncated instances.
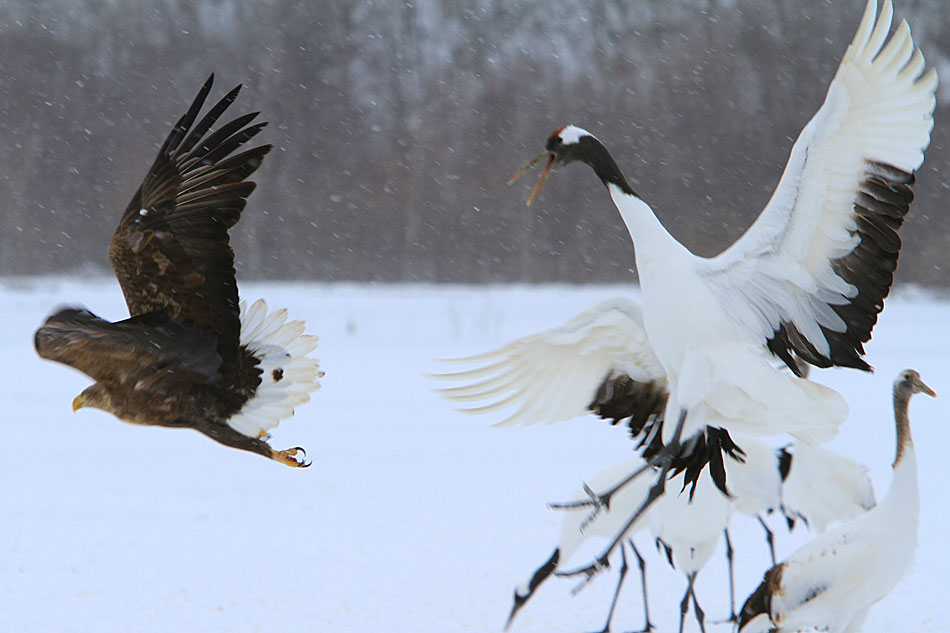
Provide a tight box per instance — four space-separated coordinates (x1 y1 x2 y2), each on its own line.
35 308 223 398
109 74 270 374
33 76 312 467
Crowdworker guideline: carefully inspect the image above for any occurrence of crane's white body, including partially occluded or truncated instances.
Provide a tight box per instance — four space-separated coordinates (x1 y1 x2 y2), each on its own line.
725 433 876 531
556 0 935 447
740 419 922 633
444 0 937 446
649 470 730 575
782 441 876 532
739 370 934 633
611 188 850 445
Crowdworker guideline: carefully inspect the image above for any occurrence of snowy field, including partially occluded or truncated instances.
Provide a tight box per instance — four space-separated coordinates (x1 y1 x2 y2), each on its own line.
1 277 948 633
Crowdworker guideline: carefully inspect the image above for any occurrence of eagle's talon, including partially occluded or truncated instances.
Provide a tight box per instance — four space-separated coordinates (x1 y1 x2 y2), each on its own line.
273 446 310 468
295 447 313 468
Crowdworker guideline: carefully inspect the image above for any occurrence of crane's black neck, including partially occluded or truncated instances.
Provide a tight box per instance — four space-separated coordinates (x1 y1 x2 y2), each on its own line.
573 135 638 198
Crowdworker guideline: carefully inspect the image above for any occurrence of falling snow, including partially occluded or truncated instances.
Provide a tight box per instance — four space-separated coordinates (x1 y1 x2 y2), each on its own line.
2 278 948 632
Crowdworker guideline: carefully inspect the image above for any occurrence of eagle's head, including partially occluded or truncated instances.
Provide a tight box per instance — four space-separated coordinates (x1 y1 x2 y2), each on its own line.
72 384 114 413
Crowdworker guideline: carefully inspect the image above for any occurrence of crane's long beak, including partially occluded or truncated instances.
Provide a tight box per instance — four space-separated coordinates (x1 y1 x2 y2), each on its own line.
914 376 937 397
509 151 555 207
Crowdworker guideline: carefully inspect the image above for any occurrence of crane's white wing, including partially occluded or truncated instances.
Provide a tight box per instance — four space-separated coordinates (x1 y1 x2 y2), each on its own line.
703 0 937 372
434 297 667 427
723 432 783 517
781 441 875 532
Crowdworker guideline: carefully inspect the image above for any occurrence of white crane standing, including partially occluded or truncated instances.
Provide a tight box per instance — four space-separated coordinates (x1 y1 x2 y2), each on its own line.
737 369 936 633
721 436 876 622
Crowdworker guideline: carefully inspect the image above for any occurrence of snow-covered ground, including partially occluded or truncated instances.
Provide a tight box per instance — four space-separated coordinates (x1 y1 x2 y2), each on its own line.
2 278 947 632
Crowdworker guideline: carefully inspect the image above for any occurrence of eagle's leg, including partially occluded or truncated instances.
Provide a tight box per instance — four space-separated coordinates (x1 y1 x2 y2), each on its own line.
194 420 310 467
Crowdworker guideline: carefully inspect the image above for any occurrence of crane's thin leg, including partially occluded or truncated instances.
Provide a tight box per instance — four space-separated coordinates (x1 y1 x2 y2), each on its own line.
758 515 776 565
690 572 706 633
555 411 687 582
678 573 691 633
505 548 560 630
678 571 706 633
629 540 654 633
721 528 738 623
588 542 630 633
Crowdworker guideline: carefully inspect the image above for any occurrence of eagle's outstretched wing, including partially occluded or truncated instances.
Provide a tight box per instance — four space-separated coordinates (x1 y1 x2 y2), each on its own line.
109 75 271 373
34 307 222 391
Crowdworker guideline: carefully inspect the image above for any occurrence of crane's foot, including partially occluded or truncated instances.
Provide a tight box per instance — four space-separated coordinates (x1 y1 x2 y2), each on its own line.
272 446 310 467
549 482 612 530
555 553 611 586
710 614 738 625
550 482 607 510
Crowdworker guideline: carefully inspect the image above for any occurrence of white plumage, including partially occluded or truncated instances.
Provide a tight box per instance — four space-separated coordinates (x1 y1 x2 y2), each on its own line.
781 441 876 533
504 434 876 632
724 434 876 536
510 0 935 449
649 471 730 633
436 297 665 428
722 434 876 621
483 0 937 575
436 293 880 585
227 298 324 439
700 0 936 362
737 370 936 633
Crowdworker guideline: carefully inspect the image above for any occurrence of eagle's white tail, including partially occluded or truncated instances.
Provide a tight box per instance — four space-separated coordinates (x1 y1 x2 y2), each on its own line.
228 299 324 439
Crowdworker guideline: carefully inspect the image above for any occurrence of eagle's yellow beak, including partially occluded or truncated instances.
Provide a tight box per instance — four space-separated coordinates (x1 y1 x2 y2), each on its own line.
72 394 86 411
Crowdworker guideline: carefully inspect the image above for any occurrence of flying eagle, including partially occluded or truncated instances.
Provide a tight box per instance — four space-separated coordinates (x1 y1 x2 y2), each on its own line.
34 75 323 467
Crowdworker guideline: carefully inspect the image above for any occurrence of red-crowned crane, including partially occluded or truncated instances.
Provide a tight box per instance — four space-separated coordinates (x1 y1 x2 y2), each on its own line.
503 0 936 577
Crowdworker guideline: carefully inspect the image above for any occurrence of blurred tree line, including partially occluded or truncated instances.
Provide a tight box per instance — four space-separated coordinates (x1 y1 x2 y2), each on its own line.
0 0 947 285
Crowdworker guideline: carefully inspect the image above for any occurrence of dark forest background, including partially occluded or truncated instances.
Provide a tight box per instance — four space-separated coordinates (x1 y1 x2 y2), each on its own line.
1 0 948 285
